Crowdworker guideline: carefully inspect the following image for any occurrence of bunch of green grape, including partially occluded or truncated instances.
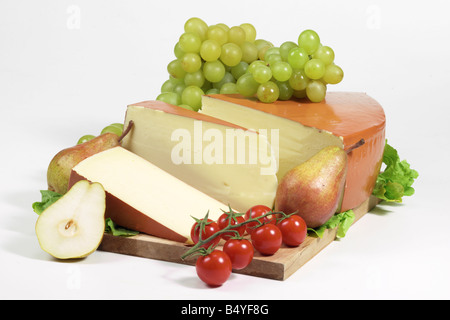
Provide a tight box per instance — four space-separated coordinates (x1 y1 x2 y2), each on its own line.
158 18 264 110
237 29 343 103
158 18 343 109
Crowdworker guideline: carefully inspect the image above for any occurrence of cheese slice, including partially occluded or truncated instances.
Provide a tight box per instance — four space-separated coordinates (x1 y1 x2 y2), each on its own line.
200 92 386 212
69 147 229 244
120 101 279 212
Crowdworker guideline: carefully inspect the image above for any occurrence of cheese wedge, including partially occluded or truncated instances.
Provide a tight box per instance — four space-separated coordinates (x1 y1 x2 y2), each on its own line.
120 101 279 212
69 147 229 244
200 92 386 212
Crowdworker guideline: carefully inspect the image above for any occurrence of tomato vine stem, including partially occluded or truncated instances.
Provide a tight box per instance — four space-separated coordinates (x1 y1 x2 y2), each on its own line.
181 207 290 260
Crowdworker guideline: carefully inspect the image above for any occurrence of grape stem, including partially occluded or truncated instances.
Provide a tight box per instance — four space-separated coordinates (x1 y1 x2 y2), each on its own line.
181 207 290 260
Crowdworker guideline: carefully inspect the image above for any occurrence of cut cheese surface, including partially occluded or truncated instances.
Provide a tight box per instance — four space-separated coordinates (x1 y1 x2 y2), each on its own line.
69 147 229 244
121 101 279 212
201 92 386 212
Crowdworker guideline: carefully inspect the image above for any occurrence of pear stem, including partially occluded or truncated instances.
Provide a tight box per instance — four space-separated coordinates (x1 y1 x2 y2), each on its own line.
345 138 365 154
118 120 134 143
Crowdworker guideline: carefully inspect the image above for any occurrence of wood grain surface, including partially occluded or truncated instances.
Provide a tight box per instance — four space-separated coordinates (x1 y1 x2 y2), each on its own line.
99 196 380 280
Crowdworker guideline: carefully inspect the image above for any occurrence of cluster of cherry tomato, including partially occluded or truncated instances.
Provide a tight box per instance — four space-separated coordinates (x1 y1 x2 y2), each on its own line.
189 204 308 287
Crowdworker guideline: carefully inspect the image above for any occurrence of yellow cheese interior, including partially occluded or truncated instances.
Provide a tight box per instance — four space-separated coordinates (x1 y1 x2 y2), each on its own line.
121 105 279 212
200 96 344 181
72 147 228 242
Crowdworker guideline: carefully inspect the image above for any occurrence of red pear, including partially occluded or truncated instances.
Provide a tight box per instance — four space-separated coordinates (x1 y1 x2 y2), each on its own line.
274 146 348 228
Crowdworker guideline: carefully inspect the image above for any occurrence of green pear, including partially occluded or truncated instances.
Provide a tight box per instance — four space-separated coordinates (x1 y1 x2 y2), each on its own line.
46 120 134 195
274 145 348 228
35 180 106 259
47 133 120 195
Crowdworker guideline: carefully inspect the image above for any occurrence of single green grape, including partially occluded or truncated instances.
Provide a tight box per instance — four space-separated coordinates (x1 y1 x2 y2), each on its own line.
306 80 327 102
304 58 326 80
313 45 335 65
228 26 246 45
184 70 205 87
266 53 282 67
257 44 272 60
271 61 292 82
174 42 185 59
206 88 220 95
178 32 202 53
254 39 273 51
181 86 204 111
178 104 195 111
240 41 258 64
111 123 124 130
276 81 294 101
279 41 298 61
257 81 279 103
203 60 226 83
220 82 238 94
247 60 266 74
212 72 235 90
169 76 185 85
181 52 202 73
264 47 280 61
201 80 212 93
298 29 321 55
236 73 259 97
161 79 175 93
287 47 309 69
167 59 187 79
200 39 222 62
77 134 95 145
252 65 272 84
230 61 249 80
240 23 257 42
207 25 228 45
289 69 310 90
157 92 181 106
173 82 186 96
215 23 230 32
184 17 208 41
322 64 344 84
101 123 124 136
292 89 307 99
220 43 242 67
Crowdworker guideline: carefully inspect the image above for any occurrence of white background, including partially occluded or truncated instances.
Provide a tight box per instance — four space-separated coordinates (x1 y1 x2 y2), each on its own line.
1 0 449 300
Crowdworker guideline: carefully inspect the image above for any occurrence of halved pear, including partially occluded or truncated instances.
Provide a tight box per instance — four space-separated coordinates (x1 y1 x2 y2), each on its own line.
35 180 106 259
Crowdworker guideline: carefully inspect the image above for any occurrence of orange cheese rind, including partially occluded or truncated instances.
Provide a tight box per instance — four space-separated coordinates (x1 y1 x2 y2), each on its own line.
201 92 386 212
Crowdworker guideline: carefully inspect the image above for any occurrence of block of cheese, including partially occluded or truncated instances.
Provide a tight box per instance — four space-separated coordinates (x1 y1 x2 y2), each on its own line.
200 92 386 212
120 101 279 212
68 146 229 244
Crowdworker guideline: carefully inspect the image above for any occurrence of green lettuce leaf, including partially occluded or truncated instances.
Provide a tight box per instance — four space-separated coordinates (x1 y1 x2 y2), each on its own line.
373 141 419 202
308 209 355 238
105 218 139 237
32 190 63 215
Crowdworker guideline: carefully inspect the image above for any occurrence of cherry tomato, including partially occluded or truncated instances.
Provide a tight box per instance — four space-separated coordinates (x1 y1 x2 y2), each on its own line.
278 215 307 247
196 250 232 287
251 224 282 255
244 205 276 235
190 219 221 249
217 212 246 240
223 239 254 270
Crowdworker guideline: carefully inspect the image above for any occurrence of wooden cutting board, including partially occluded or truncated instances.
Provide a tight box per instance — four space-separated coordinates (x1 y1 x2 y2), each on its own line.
98 196 380 281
